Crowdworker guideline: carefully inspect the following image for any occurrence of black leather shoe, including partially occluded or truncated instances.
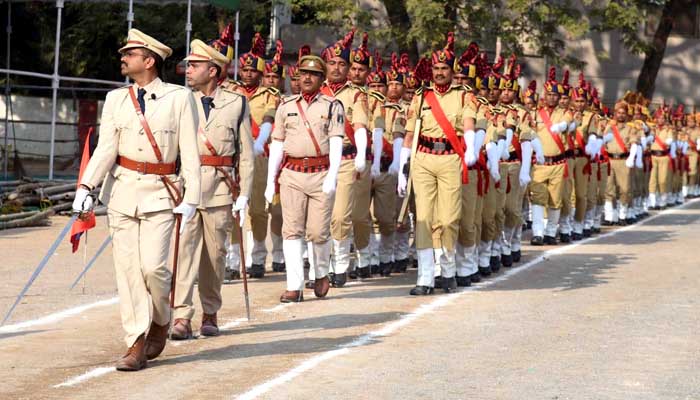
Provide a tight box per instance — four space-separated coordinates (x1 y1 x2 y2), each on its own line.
559 233 571 243
582 229 592 238
526 221 532 230
331 272 347 288
602 220 614 226
543 235 557 245
442 276 457 293
249 264 265 278
512 250 521 263
370 264 380 275
571 232 583 241
626 217 637 225
357 267 371 279
592 227 601 234
616 219 627 226
305 280 315 289
348 269 358 279
434 276 443 289
271 262 286 272
303 258 310 269
530 236 544 246
490 256 501 273
411 258 418 269
501 254 513 267
479 266 492 277
380 262 393 277
456 276 472 287
393 259 408 273
470 272 482 283
409 286 434 296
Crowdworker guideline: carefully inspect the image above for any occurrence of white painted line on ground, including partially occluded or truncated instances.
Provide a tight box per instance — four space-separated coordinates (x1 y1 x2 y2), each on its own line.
53 367 116 388
232 200 698 400
0 297 118 334
260 302 293 313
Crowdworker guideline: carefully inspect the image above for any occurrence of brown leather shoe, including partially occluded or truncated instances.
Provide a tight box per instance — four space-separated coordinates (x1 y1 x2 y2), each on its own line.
279 290 303 303
314 276 330 298
305 280 315 289
116 334 147 371
200 313 219 337
170 318 192 340
144 321 169 360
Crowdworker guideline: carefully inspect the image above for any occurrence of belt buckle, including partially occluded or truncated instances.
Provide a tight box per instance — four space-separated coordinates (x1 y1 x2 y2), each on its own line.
302 157 310 169
433 142 446 152
136 161 147 174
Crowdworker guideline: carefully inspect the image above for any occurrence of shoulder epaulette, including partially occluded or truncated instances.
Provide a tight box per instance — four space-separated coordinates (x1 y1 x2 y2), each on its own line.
369 90 386 102
265 86 281 96
416 87 425 95
281 94 301 104
356 85 368 94
476 96 489 105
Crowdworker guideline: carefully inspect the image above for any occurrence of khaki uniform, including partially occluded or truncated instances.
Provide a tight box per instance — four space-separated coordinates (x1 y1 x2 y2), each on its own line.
604 122 640 212
687 127 700 190
322 81 369 274
649 125 675 196
80 78 200 346
273 93 345 290
174 88 254 321
228 83 279 266
571 111 597 228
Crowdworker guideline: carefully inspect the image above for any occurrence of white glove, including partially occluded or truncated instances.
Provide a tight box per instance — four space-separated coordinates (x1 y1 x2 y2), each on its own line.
642 122 650 133
485 142 501 181
501 129 514 160
232 196 248 227
323 136 343 195
254 122 272 156
264 140 284 203
551 121 568 133
696 138 700 150
397 147 411 197
173 202 197 234
519 141 533 187
647 134 655 145
682 141 689 155
665 137 673 145
635 145 643 169
474 129 486 152
595 138 604 157
568 121 577 133
531 138 545 165
464 130 477 167
72 187 93 213
639 136 647 149
354 127 368 173
626 144 638 168
603 132 614 143
496 138 507 162
388 138 404 175
585 134 597 155
670 141 677 159
549 122 562 133
371 128 384 178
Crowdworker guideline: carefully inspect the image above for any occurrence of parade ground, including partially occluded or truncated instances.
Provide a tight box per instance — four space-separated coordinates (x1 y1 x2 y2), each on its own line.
1 200 698 400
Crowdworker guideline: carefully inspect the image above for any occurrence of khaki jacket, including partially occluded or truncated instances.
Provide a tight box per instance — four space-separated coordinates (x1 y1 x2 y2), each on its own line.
81 78 201 215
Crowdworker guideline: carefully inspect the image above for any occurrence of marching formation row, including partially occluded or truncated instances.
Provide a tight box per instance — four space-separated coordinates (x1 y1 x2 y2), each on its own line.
70 25 697 371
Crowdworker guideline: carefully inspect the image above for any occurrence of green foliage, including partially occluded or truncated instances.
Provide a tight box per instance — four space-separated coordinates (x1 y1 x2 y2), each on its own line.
589 0 663 55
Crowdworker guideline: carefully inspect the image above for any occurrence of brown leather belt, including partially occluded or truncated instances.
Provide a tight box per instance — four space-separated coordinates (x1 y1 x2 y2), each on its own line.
285 155 330 169
608 152 630 160
651 150 669 157
116 155 176 175
543 154 567 164
200 155 234 167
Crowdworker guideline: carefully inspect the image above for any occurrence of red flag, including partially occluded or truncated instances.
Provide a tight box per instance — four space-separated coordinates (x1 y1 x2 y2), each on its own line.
70 127 96 253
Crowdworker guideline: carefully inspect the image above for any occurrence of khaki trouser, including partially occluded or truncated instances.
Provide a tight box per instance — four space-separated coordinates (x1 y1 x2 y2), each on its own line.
561 158 575 217
174 205 232 321
597 162 610 206
503 162 523 229
688 151 698 184
606 159 632 205
530 162 566 209
352 161 372 250
280 168 333 242
634 168 645 199
108 209 174 347
371 172 398 236
649 155 671 194
247 155 269 241
331 159 357 241
481 164 507 242
586 162 599 212
573 156 589 222
412 151 461 250
457 169 479 247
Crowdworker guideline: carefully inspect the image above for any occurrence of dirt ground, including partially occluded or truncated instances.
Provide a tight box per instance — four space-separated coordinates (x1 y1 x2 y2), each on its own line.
1 201 699 400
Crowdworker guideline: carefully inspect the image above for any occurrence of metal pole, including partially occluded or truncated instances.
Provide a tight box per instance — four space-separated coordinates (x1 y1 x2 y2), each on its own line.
48 0 64 180
3 0 11 179
125 0 134 84
184 0 191 86
234 11 240 79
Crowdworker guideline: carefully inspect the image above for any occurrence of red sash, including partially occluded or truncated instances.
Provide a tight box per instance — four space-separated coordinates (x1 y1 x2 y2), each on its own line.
424 90 468 184
610 125 628 153
512 134 522 161
538 108 568 178
575 129 592 176
321 85 357 147
653 135 669 152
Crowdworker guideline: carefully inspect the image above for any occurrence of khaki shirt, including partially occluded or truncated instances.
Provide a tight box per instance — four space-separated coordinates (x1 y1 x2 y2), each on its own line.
384 102 407 140
225 81 278 131
604 121 640 154
650 125 675 152
322 81 368 146
503 103 534 152
405 86 468 139
272 93 345 157
193 88 254 208
81 78 201 215
534 106 574 157
367 89 387 131
687 127 700 150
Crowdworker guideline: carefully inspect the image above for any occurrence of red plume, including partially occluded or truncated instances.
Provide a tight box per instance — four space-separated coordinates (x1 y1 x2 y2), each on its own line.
374 50 383 72
400 53 410 72
360 32 369 51
577 72 585 87
414 57 432 83
273 40 283 63
547 66 557 83
391 52 399 71
298 44 311 63
341 28 357 49
250 32 265 57
491 55 504 77
445 32 454 53
528 80 537 92
513 64 522 79
219 23 234 46
562 69 570 87
458 41 479 66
